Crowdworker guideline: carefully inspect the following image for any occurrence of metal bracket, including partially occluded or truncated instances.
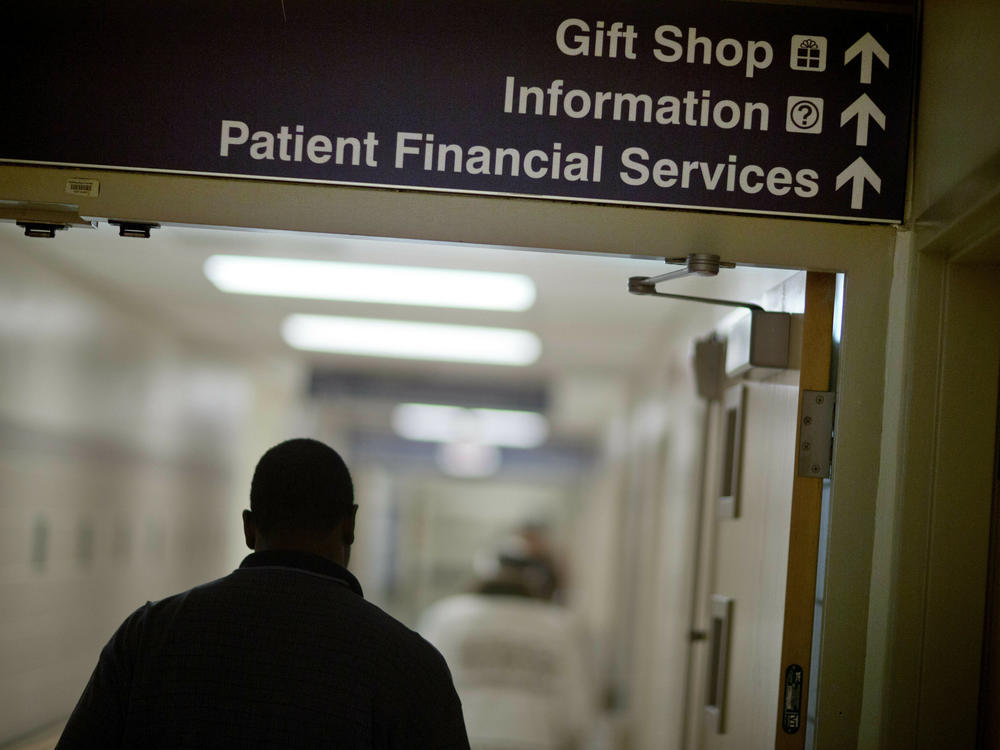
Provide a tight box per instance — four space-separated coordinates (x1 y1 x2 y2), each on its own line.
797 390 836 478
109 220 161 238
16 221 70 238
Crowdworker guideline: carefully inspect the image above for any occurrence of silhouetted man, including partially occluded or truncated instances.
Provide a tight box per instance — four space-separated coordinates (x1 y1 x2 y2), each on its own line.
57 438 470 749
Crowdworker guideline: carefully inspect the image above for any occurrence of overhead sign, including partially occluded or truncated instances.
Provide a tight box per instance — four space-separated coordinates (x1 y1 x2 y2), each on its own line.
2 1 916 223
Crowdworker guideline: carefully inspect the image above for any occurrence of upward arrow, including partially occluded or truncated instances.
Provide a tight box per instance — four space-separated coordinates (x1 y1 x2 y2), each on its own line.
836 157 882 210
840 93 886 146
844 33 890 84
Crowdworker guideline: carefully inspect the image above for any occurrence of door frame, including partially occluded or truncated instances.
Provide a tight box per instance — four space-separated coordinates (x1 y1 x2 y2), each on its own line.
860 178 1000 747
0 162 896 745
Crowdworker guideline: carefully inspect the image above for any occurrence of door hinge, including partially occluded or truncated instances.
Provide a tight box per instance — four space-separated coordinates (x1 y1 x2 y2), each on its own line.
797 390 836 478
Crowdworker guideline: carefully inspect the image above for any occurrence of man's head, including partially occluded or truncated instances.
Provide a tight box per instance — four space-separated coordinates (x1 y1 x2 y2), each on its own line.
472 534 558 600
242 438 358 565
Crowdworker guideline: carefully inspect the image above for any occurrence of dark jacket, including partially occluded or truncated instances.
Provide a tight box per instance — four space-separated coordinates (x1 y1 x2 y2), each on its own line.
56 550 470 749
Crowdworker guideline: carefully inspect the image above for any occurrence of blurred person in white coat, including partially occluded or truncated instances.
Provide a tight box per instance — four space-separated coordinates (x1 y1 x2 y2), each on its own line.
418 537 593 750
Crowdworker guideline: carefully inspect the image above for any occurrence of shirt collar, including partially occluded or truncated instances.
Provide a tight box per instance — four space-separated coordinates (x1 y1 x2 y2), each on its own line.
239 550 364 597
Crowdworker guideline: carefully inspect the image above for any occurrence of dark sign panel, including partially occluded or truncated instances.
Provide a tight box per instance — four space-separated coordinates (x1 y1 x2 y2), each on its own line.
2 1 916 222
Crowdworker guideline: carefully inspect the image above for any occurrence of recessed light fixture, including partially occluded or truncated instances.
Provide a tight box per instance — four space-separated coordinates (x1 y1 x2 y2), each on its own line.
281 314 542 366
204 255 536 311
392 403 549 448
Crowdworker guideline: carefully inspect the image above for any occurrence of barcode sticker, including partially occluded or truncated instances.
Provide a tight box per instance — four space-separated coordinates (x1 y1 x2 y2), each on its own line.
65 178 100 197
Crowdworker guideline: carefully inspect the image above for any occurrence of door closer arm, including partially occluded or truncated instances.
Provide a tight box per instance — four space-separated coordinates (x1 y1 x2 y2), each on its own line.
627 253 764 312
628 253 793 373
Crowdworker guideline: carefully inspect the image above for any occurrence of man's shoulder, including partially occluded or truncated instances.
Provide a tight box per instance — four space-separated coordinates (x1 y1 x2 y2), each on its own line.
139 568 444 662
356 598 452 667
139 571 236 616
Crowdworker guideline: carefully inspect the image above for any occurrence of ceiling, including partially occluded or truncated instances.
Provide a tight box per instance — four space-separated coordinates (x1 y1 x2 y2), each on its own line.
3 220 799 468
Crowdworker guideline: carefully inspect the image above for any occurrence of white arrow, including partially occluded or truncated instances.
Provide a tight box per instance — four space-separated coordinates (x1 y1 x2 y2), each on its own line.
844 32 889 84
836 157 882 210
840 93 886 146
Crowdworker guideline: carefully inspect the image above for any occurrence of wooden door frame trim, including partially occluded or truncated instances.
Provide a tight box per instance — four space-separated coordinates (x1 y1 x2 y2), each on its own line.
774 273 837 749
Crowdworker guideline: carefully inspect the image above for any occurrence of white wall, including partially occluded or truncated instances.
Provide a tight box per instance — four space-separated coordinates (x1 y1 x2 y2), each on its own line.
0 229 259 742
567 330 708 750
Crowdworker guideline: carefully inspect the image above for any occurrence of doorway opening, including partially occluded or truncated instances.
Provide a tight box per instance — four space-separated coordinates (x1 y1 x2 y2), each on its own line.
0 219 828 750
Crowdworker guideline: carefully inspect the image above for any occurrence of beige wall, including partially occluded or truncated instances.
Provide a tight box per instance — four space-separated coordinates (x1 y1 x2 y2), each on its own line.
856 0 1000 747
0 231 255 742
910 0 1000 218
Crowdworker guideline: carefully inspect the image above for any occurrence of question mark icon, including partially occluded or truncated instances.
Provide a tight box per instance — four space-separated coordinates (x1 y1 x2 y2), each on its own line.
794 102 819 128
786 96 824 133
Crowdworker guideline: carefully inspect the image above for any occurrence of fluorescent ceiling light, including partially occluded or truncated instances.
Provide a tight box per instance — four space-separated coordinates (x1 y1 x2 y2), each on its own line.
435 442 503 478
282 314 542 366
392 403 549 448
204 255 535 311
